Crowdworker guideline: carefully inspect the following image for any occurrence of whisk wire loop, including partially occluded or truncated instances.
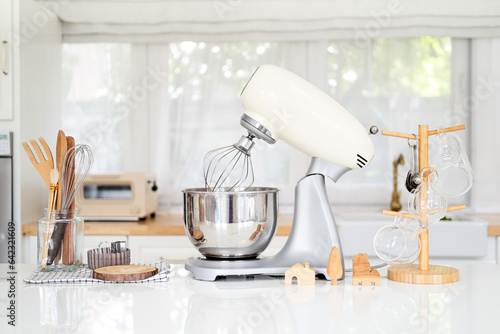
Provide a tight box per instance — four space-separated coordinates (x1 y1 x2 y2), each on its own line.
204 145 234 191
216 145 246 190
61 144 94 211
203 135 255 192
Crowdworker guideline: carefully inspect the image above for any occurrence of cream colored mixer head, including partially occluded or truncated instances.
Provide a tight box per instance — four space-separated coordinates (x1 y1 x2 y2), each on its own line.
203 64 376 192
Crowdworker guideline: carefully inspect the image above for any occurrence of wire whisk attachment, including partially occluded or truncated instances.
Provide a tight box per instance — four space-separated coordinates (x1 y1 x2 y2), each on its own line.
204 134 256 192
62 144 94 212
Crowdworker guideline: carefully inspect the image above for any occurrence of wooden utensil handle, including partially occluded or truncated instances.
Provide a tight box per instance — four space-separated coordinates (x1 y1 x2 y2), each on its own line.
62 222 74 265
41 223 52 270
46 222 67 265
62 136 76 265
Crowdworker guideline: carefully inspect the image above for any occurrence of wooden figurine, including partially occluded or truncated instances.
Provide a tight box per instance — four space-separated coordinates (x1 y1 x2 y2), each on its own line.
327 246 343 285
352 253 380 286
285 262 315 285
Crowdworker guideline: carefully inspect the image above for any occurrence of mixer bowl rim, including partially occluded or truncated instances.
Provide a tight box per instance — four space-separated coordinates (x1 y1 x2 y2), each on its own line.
182 187 279 194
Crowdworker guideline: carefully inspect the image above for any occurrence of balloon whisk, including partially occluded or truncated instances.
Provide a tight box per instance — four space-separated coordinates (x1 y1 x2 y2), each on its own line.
203 134 255 192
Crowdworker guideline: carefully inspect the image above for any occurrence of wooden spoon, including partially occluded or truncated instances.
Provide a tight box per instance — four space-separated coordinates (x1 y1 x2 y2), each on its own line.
55 130 67 210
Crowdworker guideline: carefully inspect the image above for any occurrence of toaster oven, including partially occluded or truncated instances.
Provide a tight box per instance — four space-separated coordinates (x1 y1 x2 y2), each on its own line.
76 173 158 221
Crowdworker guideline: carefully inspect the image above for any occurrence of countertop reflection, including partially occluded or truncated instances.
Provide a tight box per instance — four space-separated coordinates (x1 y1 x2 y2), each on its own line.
1 263 499 333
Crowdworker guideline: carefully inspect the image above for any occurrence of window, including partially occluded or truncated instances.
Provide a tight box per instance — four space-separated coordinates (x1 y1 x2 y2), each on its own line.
325 38 453 181
62 43 131 172
62 38 462 213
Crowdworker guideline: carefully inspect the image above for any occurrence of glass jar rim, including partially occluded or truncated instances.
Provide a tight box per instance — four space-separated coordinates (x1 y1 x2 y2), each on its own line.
43 208 79 220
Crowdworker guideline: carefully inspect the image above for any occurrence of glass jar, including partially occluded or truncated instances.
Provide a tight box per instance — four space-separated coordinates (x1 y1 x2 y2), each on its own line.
37 209 84 271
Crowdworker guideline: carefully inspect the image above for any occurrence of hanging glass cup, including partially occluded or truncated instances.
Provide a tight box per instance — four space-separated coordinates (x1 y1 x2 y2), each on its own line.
430 129 473 197
374 212 421 265
408 167 448 228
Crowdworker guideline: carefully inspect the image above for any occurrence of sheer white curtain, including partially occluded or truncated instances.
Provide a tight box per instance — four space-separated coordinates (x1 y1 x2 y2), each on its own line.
56 0 500 213
40 0 500 42
151 42 305 212
62 39 462 213
470 38 500 213
62 43 133 172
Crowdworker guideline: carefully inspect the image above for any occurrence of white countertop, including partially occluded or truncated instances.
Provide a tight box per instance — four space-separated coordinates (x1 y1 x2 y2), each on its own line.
1 263 499 333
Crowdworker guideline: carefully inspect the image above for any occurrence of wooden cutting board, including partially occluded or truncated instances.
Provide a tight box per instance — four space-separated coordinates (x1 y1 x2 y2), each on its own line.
93 265 158 282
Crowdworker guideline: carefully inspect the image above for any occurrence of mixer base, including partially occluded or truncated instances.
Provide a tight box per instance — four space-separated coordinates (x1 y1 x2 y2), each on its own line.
185 257 331 281
202 253 259 261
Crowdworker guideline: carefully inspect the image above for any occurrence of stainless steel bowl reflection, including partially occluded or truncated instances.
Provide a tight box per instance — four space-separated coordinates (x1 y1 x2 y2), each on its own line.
183 187 279 259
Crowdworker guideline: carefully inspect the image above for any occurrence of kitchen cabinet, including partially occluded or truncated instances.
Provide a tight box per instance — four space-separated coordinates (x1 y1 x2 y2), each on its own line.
128 236 203 263
336 213 494 266
23 235 125 264
22 235 288 264
0 0 13 120
22 235 37 264
23 234 499 265
343 236 498 268
497 237 500 264
128 235 289 264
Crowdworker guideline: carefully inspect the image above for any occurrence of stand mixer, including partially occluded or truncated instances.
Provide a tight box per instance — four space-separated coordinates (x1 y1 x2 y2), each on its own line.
184 65 376 281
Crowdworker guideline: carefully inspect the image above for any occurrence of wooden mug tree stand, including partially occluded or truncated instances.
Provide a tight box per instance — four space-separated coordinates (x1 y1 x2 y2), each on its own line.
381 124 466 284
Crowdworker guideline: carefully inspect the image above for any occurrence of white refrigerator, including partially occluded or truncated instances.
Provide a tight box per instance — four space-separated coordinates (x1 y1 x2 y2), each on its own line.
0 131 13 263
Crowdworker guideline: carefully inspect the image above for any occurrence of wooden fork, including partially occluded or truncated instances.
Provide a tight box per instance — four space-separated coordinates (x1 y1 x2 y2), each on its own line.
22 137 54 189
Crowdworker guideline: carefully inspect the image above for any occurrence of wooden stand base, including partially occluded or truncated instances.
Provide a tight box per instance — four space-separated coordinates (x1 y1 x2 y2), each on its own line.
387 264 459 284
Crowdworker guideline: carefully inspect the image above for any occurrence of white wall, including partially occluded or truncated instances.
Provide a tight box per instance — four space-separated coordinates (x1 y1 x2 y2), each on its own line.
0 0 62 262
17 0 62 225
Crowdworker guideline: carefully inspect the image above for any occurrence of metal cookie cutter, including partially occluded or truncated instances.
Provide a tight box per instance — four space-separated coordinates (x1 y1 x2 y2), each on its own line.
111 241 127 253
87 240 131 270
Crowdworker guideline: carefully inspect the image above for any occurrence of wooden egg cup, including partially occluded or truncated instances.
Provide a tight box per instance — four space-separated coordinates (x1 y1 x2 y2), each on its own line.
381 124 466 284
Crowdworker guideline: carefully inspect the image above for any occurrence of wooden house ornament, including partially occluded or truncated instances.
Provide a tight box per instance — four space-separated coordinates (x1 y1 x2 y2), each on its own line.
285 262 316 285
352 253 380 286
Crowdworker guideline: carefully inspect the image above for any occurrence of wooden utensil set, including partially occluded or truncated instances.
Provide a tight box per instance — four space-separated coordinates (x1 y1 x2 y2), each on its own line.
23 130 80 270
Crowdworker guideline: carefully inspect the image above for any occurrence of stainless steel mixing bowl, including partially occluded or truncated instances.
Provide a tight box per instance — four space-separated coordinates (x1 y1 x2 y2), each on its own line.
183 187 279 259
